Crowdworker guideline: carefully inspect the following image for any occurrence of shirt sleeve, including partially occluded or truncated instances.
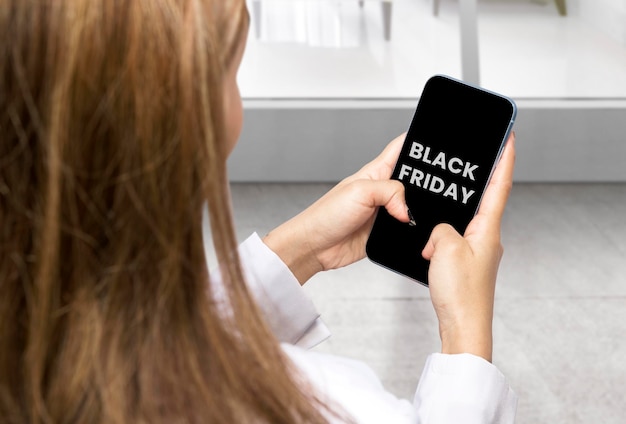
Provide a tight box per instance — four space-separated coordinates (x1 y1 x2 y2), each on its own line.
282 345 516 424
413 353 517 423
215 232 331 349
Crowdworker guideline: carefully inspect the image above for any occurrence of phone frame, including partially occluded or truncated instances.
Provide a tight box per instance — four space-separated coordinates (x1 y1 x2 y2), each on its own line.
366 74 517 286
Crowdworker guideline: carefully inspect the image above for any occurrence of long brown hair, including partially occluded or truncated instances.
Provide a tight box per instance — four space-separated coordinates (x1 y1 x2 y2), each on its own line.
0 0 336 422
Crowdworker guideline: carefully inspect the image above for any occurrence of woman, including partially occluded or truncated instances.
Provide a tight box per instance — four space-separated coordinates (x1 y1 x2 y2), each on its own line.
0 0 516 422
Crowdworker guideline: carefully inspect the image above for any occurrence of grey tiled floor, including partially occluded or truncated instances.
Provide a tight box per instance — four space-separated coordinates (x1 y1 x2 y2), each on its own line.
228 183 626 424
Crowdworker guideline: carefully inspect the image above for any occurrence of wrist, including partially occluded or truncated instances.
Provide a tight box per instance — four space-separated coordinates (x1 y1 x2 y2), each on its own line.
440 322 493 362
263 223 322 285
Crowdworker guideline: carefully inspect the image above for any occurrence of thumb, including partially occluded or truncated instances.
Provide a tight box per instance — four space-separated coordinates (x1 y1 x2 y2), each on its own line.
354 179 409 223
422 223 462 260
372 179 409 224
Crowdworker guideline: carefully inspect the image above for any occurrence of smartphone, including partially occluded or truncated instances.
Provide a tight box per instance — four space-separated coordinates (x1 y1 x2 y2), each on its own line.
366 75 516 286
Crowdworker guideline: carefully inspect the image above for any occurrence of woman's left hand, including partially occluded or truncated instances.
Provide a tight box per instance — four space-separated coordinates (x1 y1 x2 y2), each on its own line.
263 134 410 284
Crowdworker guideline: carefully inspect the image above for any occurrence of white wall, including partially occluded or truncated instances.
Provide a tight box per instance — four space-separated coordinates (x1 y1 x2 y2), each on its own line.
229 99 626 182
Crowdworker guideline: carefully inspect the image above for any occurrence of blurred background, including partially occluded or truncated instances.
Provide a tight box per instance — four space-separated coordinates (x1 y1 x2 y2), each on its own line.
226 1 626 422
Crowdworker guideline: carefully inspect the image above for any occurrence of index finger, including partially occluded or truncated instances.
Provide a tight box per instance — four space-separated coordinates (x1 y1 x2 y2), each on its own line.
475 132 516 224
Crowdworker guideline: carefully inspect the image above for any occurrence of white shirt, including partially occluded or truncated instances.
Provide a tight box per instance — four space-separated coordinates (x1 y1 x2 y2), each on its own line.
222 233 517 423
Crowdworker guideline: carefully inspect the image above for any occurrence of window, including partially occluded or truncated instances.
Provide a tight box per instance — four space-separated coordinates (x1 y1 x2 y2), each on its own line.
240 0 626 99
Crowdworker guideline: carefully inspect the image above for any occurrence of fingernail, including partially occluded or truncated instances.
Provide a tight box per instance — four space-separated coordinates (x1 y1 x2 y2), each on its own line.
407 207 416 227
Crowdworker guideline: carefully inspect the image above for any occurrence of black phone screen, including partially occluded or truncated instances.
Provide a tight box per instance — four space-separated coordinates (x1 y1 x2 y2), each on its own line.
366 75 516 285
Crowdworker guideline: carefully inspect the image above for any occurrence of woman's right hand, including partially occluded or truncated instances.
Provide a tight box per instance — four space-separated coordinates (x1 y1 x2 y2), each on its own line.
421 133 516 362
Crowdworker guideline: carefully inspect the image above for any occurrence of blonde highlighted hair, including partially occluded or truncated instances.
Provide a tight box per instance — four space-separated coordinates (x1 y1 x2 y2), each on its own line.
0 0 336 422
